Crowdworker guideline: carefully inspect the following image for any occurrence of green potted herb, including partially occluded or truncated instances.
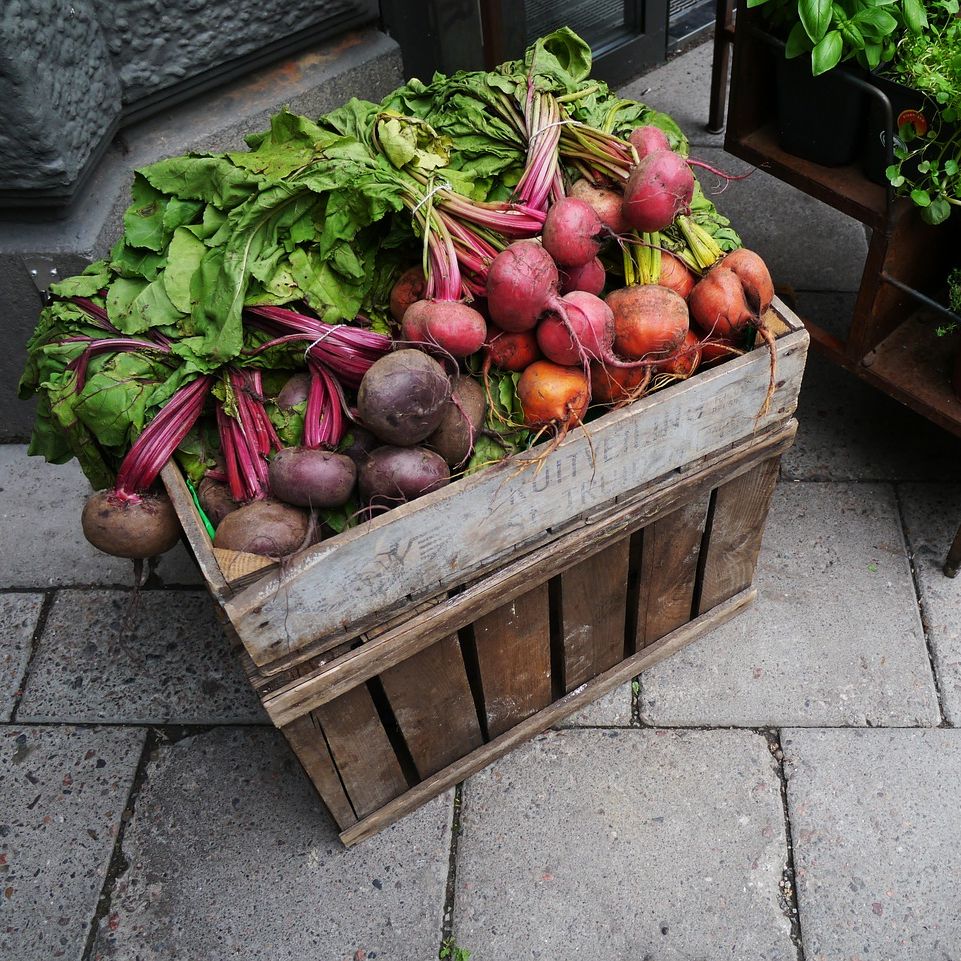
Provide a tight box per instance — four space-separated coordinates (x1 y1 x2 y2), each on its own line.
881 1 961 224
747 0 921 164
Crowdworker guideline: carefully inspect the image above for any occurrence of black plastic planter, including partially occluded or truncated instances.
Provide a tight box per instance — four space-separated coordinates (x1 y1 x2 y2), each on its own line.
860 74 933 185
775 56 865 166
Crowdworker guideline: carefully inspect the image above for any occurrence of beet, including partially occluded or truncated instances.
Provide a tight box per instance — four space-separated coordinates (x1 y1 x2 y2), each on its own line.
198 477 238 528
569 179 628 235
486 241 559 332
427 375 487 467
608 284 689 361
268 448 357 508
359 446 451 509
213 498 310 556
590 363 651 404
339 425 379 465
276 372 311 410
657 253 696 300
560 257 606 296
628 125 671 160
688 268 753 339
81 490 182 559
655 329 702 379
483 326 542 372
721 248 774 315
622 149 695 233
358 349 451 446
390 266 427 323
537 292 615 367
541 197 604 268
517 361 590 429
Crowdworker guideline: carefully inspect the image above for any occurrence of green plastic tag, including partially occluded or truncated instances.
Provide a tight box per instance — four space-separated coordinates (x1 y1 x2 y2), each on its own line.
184 476 216 539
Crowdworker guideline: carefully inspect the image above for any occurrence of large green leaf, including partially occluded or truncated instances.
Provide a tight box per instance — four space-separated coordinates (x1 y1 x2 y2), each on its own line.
800 0 833 42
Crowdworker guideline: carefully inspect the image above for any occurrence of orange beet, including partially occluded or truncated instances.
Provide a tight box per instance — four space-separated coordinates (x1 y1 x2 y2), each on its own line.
517 361 590 428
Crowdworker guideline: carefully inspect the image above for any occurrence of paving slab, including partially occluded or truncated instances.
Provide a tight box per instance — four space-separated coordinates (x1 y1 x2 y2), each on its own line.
554 681 633 727
783 728 961 960
641 482 940 727
0 445 202 588
620 42 725 148
17 590 265 725
454 728 793 961
0 592 42 720
0 725 145 961
899 483 961 724
90 727 452 961
694 149 868 293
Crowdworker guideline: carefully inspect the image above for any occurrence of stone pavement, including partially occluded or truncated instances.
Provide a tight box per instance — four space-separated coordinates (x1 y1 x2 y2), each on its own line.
3 37 961 961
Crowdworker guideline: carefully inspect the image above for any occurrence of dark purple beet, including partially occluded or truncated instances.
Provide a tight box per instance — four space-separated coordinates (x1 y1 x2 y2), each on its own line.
268 448 356 508
359 446 450 510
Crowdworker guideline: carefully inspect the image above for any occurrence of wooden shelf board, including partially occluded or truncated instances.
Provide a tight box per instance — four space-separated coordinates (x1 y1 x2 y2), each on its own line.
805 314 961 440
861 314 961 440
726 124 892 230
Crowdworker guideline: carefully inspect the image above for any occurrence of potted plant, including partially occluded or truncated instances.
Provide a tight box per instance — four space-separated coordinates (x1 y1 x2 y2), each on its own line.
880 1 961 224
746 0 921 164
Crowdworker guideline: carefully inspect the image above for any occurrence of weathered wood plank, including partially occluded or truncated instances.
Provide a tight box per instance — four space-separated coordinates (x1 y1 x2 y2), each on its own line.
224 305 808 667
310 685 409 819
470 584 553 739
378 634 484 779
636 498 711 647
260 420 798 727
559 539 631 691
160 463 230 599
698 455 782 614
282 714 357 830
339 586 757 846
212 547 276 587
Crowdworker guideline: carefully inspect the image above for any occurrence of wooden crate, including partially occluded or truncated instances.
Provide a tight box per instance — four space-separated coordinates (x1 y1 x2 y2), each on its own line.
163 298 809 844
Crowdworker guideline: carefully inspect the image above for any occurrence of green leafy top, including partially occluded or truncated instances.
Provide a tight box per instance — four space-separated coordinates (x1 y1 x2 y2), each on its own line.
749 0 925 74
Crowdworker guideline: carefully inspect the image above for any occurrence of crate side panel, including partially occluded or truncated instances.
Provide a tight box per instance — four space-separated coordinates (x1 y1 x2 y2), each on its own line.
471 583 553 739
698 455 781 614
282 714 357 830
311 685 409 819
378 634 484 780
224 319 808 667
636 497 711 647
559 538 631 692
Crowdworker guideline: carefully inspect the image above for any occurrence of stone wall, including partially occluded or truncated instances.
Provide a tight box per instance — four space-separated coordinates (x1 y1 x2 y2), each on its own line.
0 0 376 199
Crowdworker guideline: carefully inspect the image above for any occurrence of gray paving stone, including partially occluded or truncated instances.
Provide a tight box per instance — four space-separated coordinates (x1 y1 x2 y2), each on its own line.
697 149 869 293
619 41 725 148
779 293 961 482
641 482 940 727
0 593 42 720
0 725 145 961
91 727 452 961
899 483 961 724
783 728 961 960
555 681 633 727
454 728 793 960
17 590 265 725
0 445 202 588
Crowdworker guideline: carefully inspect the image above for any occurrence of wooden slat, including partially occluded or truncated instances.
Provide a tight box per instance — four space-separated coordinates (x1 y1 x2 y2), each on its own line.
378 634 483 779
698 456 782 614
160 463 230 599
559 539 631 692
282 714 357 830
470 584 552 739
310 685 409 819
223 306 808 668
636 498 711 647
260 420 798 727
212 547 276 587
339 587 757 846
